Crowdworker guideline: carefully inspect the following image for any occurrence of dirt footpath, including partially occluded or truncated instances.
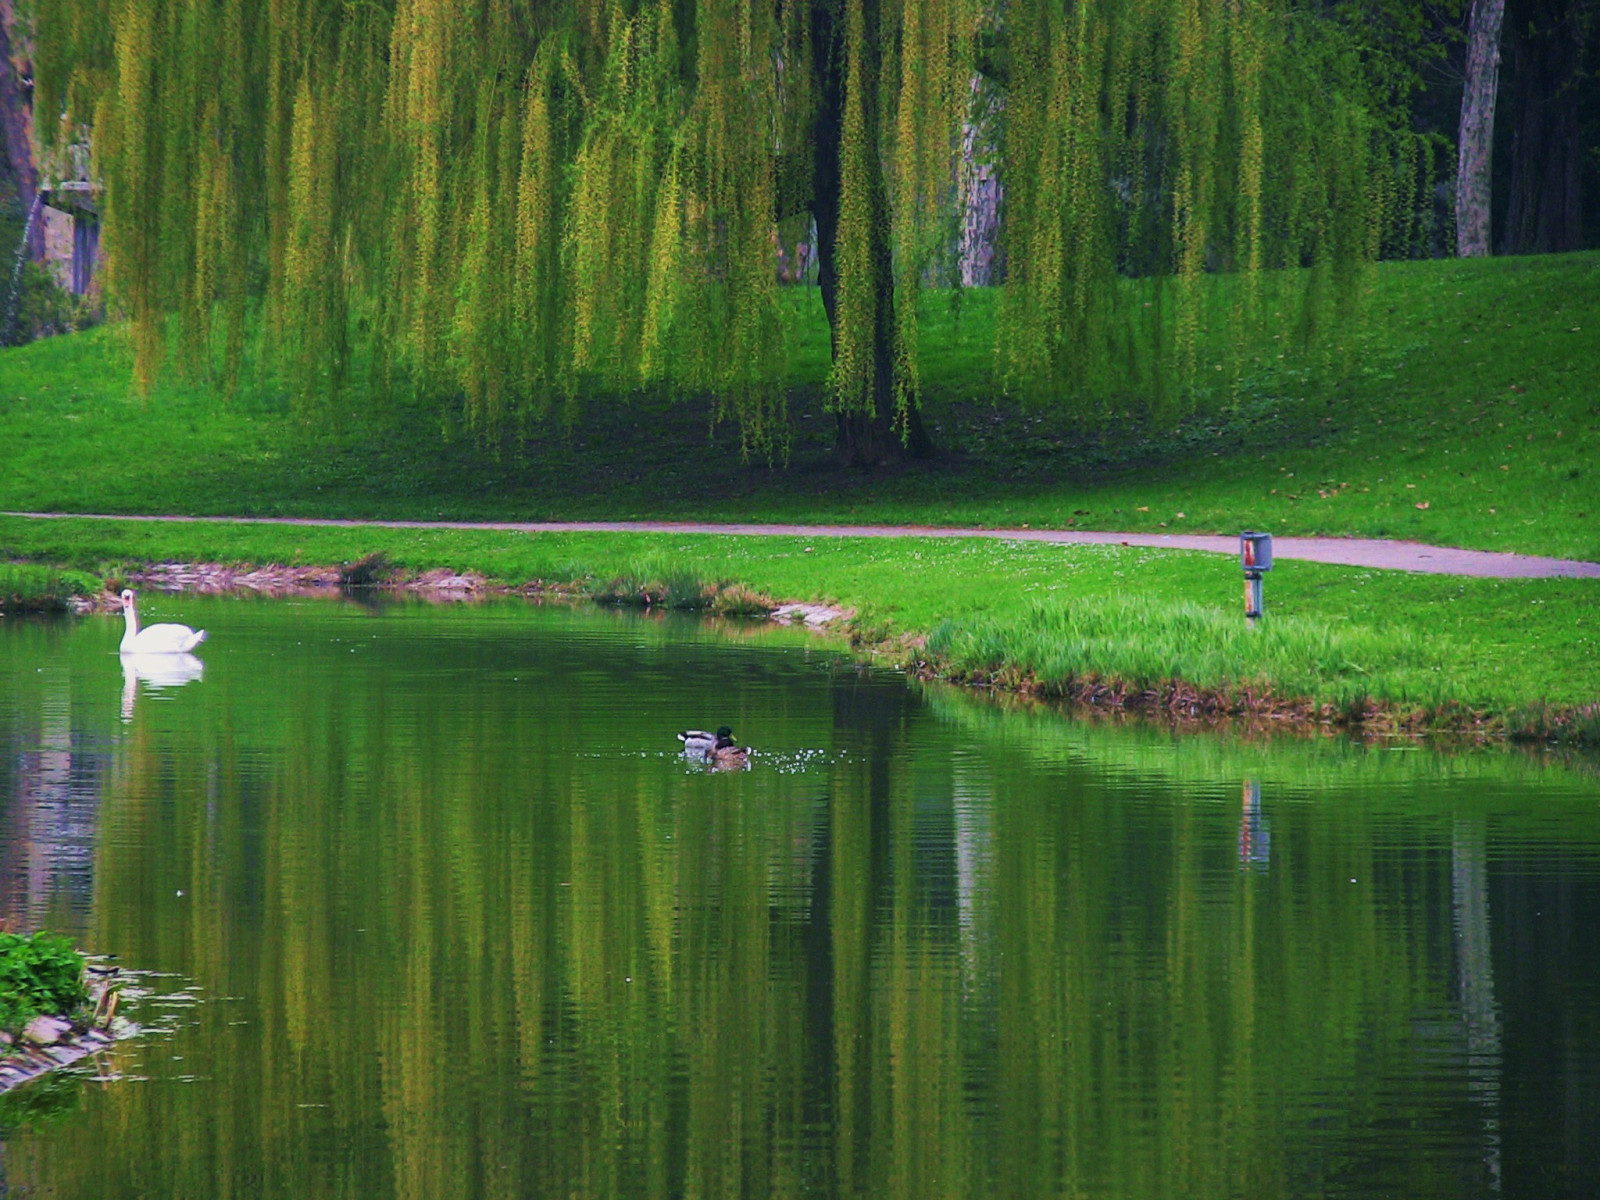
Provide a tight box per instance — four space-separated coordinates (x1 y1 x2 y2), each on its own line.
7 512 1599 579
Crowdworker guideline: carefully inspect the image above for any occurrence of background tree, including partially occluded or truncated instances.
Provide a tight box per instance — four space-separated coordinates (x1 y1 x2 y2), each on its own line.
1496 0 1599 253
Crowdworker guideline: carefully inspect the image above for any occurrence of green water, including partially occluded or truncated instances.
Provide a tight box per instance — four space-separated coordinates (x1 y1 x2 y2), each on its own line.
0 594 1597 1199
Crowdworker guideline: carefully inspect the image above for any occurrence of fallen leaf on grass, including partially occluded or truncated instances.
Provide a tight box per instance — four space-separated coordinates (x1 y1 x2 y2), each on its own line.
1415 501 1430 510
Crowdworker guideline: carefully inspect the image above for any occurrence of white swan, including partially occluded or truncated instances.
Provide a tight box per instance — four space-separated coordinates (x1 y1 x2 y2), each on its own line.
119 588 208 654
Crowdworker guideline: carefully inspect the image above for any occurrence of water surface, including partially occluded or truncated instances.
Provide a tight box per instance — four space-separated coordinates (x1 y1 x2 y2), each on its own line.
0 594 1596 1199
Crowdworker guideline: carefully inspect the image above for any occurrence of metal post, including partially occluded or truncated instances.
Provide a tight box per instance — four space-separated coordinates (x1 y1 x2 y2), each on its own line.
1244 572 1264 620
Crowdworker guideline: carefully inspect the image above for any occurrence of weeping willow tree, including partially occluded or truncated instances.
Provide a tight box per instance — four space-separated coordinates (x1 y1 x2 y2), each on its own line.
996 0 1418 419
33 0 1423 465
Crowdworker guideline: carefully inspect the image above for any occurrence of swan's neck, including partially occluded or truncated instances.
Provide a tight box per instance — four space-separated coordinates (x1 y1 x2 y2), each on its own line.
122 604 139 643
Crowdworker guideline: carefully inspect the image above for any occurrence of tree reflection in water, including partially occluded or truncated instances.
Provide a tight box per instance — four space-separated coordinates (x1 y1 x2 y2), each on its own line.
0 598 1593 1199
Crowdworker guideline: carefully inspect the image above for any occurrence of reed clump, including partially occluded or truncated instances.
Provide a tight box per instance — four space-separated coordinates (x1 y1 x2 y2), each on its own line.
1503 702 1600 746
585 562 775 615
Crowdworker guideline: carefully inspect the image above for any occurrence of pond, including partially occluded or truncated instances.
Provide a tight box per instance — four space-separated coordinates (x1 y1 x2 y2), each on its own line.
0 593 1597 1199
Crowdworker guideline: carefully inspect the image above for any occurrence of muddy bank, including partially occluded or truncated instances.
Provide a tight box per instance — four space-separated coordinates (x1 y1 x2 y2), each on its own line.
915 661 1477 736
73 558 496 608
0 971 124 1096
75 559 855 626
900 655 1600 746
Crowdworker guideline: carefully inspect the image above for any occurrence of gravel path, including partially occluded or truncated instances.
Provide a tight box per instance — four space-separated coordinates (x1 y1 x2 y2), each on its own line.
7 511 1599 579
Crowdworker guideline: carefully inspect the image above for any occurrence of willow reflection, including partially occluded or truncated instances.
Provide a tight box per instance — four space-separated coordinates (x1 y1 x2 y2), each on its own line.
0 601 1593 1200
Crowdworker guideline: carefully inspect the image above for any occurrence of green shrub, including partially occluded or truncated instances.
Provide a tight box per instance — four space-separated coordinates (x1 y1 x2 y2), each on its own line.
3 261 101 347
0 931 87 1034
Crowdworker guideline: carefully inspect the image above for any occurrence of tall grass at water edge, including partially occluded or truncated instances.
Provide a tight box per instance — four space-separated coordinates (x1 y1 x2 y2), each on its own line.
0 563 102 613
928 596 1453 713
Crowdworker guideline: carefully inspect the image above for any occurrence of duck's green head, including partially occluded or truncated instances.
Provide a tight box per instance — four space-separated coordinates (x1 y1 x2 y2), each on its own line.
716 725 734 740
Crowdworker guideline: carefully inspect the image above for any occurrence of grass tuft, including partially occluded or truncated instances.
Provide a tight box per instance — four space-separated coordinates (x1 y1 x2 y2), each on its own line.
339 552 393 588
1504 702 1600 746
587 564 714 610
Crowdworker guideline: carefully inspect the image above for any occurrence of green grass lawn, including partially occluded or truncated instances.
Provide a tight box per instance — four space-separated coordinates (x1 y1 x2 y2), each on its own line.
0 252 1596 558
1 252 1596 735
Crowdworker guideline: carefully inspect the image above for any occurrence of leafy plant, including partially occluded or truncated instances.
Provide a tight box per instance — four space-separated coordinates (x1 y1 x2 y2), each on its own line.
0 931 88 1035
5 261 101 347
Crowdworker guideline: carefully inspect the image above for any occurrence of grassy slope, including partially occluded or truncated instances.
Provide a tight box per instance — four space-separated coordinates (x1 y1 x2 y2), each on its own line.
0 252 1596 729
1 253 1597 557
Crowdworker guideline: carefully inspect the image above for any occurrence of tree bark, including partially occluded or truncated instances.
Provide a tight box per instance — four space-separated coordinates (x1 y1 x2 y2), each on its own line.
809 0 933 468
960 75 1002 287
1456 0 1505 256
0 0 39 259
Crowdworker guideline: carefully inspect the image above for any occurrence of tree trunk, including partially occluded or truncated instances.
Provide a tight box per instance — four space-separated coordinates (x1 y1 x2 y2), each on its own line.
0 0 40 260
1456 0 1505 256
809 0 933 468
960 75 1003 288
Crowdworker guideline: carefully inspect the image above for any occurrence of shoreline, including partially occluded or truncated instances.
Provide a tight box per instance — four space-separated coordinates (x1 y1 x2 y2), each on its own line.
45 556 1600 749
0 970 123 1096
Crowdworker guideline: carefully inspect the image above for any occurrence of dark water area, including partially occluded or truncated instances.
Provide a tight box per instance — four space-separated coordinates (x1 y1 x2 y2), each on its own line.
0 594 1597 1199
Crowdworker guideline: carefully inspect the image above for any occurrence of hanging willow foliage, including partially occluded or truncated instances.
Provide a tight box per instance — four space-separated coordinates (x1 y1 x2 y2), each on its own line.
33 0 1428 452
996 0 1419 419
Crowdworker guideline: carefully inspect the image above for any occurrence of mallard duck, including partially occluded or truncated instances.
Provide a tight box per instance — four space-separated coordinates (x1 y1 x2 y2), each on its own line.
709 741 749 769
679 725 749 767
679 726 730 758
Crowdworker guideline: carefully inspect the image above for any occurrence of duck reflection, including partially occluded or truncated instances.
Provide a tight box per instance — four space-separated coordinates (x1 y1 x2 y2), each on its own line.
120 652 205 722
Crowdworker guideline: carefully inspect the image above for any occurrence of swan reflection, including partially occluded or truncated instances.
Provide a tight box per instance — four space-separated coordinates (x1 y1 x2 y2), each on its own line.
121 652 205 722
